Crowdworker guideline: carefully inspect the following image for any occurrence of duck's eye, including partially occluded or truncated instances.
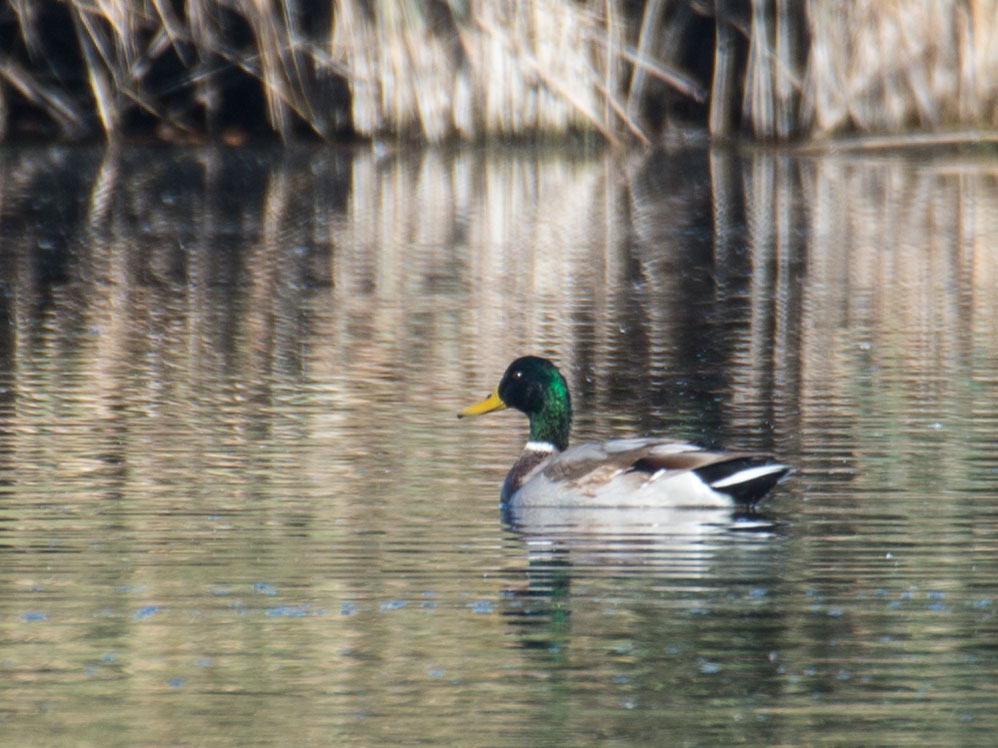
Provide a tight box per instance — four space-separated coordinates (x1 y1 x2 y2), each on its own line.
512 370 522 379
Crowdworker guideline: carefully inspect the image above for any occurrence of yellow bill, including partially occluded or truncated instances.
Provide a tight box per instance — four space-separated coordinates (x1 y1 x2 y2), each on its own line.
458 389 507 418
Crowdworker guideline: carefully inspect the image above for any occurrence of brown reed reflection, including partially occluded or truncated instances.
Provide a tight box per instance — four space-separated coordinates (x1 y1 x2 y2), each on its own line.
1 144 998 747
796 152 998 497
1 144 997 494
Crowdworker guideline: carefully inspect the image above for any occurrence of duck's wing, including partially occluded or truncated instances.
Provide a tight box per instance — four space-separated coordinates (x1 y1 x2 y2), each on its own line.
543 438 713 483
540 438 790 506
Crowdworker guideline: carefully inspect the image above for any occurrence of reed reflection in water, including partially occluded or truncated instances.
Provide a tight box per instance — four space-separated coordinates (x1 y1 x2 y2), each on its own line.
0 143 996 746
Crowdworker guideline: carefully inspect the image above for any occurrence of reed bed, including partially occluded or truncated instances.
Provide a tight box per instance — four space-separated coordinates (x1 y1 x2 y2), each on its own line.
1 0 997 142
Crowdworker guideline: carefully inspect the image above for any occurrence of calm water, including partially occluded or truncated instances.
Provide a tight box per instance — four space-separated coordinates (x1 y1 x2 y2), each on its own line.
1 142 996 747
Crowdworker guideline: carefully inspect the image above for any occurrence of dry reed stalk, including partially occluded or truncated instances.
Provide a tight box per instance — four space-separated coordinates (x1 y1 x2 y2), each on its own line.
627 0 666 124
967 0 998 122
0 58 85 137
708 0 736 136
1 0 336 139
70 3 123 133
330 0 634 141
237 0 295 136
330 0 455 139
743 1 774 138
733 0 806 139
803 0 998 135
773 0 797 137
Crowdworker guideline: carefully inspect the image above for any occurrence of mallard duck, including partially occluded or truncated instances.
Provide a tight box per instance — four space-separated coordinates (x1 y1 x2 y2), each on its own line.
459 356 790 509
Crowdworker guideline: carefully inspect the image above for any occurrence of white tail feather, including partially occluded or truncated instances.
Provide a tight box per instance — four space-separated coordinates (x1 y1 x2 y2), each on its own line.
710 464 788 489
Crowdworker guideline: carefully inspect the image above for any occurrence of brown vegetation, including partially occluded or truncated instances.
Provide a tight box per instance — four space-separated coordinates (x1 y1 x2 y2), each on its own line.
0 1 996 143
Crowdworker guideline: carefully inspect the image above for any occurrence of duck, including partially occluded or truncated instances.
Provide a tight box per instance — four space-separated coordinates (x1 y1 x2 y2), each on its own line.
458 356 790 509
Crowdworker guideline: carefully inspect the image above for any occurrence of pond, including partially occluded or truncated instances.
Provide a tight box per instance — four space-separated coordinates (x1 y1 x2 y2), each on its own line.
0 141 996 746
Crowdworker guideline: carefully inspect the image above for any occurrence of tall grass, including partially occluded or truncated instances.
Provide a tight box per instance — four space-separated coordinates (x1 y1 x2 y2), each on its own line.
1 0 997 142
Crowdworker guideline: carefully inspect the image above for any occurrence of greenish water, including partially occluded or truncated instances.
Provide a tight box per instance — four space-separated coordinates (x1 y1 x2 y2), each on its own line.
0 143 996 747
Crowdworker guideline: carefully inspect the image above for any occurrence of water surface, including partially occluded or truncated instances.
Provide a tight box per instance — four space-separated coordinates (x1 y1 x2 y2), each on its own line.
1 143 996 746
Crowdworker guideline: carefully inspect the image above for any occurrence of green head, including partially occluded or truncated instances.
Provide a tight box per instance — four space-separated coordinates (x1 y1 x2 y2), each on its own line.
459 356 572 450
